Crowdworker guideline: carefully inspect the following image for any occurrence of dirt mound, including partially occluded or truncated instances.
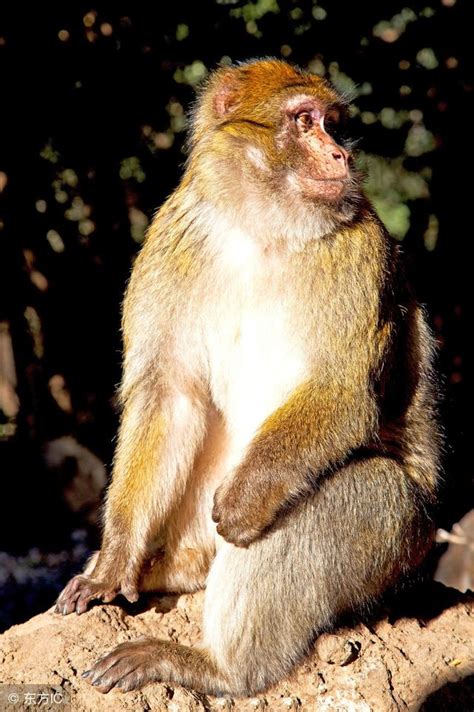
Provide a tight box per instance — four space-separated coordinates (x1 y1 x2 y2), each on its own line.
0 583 473 711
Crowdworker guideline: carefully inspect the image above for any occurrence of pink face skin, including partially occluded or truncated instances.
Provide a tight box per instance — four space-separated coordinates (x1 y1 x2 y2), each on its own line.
285 97 350 202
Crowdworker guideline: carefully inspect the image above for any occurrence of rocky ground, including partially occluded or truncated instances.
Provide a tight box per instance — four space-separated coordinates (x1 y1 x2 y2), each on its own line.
0 582 473 712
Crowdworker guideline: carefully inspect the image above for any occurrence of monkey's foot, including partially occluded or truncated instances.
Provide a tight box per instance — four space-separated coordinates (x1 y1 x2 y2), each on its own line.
55 575 138 616
82 637 161 693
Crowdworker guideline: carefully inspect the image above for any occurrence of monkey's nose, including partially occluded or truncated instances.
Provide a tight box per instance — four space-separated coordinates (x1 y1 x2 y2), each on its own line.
327 145 349 175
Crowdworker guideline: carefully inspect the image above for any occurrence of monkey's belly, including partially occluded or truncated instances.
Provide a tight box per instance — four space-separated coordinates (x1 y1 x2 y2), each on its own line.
206 303 308 458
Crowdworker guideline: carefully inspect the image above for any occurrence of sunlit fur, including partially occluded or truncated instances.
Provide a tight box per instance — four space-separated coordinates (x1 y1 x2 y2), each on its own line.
56 59 442 698
187 59 363 249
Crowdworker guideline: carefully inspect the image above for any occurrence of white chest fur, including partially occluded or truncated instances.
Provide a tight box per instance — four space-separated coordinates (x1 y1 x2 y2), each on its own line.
202 226 308 456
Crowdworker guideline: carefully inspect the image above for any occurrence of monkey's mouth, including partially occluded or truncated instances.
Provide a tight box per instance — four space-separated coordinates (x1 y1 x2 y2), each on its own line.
286 168 351 203
304 175 350 202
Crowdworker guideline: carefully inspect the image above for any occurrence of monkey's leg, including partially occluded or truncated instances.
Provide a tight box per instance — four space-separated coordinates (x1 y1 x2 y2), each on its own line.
83 455 434 696
139 403 230 594
56 386 208 615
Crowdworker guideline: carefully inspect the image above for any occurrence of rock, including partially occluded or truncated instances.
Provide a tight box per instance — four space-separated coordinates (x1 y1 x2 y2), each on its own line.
315 632 361 666
0 583 473 711
43 436 107 527
436 509 474 593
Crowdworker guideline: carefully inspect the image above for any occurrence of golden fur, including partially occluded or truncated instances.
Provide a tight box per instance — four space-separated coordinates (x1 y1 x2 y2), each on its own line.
56 60 441 697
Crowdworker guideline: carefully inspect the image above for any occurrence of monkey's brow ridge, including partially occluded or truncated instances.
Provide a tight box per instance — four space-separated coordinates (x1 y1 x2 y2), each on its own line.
221 118 273 130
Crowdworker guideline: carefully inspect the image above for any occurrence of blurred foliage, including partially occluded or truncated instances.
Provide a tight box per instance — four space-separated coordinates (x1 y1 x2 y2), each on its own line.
0 0 472 559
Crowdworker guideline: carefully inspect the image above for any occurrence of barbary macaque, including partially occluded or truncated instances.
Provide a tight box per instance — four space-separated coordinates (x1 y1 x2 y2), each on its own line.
56 59 441 697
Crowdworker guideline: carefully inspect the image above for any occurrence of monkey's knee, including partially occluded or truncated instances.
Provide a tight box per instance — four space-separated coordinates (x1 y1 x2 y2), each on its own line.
311 455 435 603
201 460 434 694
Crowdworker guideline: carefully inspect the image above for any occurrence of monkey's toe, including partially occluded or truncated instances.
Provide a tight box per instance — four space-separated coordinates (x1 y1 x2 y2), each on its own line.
84 638 158 693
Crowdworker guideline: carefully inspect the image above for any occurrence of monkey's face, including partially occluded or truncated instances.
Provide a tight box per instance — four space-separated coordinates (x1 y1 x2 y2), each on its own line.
190 60 361 241
276 94 351 204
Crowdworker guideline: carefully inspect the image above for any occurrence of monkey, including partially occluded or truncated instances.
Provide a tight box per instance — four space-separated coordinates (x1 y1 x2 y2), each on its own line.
55 59 442 697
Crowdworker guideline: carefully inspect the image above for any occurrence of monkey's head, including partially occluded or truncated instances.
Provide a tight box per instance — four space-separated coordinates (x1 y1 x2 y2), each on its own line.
189 59 362 244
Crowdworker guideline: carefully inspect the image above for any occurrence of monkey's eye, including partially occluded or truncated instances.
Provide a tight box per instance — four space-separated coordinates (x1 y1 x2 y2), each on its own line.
295 112 313 131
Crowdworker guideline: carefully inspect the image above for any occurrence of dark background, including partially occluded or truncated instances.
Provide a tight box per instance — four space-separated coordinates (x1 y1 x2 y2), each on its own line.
0 0 472 630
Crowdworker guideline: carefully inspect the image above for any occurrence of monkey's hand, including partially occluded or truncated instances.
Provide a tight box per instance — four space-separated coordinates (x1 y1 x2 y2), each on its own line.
54 574 139 616
212 476 282 547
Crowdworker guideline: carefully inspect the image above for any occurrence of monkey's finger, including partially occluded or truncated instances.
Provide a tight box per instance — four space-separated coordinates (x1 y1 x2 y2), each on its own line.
63 576 82 595
101 590 118 604
211 501 221 522
54 577 82 614
55 590 82 616
55 575 100 615
216 521 261 548
75 587 102 615
121 587 139 604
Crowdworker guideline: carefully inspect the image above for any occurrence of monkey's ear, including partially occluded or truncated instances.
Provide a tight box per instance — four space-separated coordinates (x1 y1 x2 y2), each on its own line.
212 69 243 118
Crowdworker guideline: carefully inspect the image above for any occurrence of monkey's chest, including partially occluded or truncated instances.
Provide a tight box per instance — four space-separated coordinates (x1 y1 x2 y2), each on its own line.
204 298 308 448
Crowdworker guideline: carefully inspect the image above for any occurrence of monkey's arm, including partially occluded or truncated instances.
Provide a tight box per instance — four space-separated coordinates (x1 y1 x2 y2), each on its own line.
212 380 379 547
56 384 207 614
